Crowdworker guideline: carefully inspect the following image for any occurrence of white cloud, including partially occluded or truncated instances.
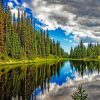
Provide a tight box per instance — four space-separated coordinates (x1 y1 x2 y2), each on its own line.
50 37 54 40
14 0 18 4
8 2 14 8
64 38 69 41
22 2 28 7
36 71 100 100
21 0 100 44
10 8 18 18
72 42 78 46
83 43 88 47
69 40 73 43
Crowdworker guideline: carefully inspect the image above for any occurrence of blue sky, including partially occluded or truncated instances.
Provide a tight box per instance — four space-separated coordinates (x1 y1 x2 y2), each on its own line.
4 0 100 53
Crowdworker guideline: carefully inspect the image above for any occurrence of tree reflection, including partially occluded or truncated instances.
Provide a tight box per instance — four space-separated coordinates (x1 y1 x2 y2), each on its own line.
0 61 64 100
70 60 100 77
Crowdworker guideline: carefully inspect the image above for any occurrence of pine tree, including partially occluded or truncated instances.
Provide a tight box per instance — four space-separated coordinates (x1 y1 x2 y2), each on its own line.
40 30 45 57
50 39 53 55
26 17 32 58
32 33 37 57
0 1 4 53
71 85 88 100
55 42 57 56
6 6 13 57
52 39 56 55
31 21 37 57
13 13 17 33
17 8 21 34
57 41 61 57
4 6 10 54
70 47 73 58
45 30 50 57
11 14 21 58
36 31 41 56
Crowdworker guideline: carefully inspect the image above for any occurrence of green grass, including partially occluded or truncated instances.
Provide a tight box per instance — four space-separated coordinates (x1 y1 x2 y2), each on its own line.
0 54 64 66
64 58 100 61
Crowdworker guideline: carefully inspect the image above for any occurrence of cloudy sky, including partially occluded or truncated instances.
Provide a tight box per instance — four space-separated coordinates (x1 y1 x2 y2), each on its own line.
4 0 100 52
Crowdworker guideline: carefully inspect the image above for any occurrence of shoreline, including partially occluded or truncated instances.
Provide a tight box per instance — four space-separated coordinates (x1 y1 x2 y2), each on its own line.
0 58 100 66
0 58 65 66
65 58 100 61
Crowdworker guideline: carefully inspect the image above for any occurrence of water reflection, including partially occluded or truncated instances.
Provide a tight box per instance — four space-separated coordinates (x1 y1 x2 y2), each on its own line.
0 62 64 100
70 60 100 77
0 61 100 100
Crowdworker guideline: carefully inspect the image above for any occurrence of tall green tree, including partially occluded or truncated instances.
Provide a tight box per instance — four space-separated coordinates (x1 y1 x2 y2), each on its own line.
0 1 4 53
40 30 45 57
45 30 50 57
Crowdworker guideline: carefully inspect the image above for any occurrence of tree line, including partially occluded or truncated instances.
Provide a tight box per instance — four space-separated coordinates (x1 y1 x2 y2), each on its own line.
0 1 68 59
70 40 100 59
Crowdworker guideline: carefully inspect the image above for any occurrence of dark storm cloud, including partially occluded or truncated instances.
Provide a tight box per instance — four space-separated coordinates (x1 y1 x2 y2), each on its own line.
23 0 100 43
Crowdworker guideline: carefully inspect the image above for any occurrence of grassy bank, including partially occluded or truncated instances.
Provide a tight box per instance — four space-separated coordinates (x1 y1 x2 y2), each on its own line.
64 58 100 61
0 58 64 66
0 54 65 66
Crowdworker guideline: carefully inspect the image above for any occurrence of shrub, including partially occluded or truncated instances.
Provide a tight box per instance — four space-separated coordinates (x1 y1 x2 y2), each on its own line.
71 84 88 100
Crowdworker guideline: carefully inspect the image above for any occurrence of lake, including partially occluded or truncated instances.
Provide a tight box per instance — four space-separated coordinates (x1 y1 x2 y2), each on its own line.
0 60 100 100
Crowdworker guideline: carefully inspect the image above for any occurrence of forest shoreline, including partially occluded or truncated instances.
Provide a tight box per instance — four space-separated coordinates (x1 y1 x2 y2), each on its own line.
0 57 65 66
66 58 100 61
0 57 100 66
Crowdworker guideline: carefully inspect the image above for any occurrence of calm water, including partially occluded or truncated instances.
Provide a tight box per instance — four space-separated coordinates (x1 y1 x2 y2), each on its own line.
0 60 100 100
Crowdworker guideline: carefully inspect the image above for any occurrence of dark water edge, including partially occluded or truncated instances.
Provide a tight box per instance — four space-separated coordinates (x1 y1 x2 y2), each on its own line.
0 60 100 100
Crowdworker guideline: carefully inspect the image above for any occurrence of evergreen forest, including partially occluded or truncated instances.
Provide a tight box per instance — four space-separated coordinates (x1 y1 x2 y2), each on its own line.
0 1 68 60
70 40 100 59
